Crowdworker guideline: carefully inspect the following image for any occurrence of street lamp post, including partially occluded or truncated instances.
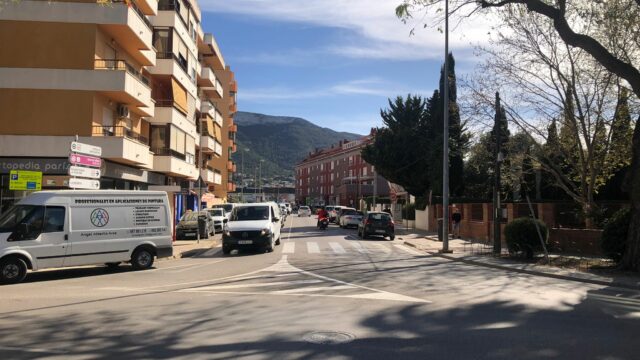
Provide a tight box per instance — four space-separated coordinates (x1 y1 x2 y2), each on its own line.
441 0 452 253
259 159 264 202
241 148 249 202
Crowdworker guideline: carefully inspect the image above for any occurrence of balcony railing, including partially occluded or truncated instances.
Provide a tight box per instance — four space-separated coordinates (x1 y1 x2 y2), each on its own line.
151 147 186 161
155 52 188 73
154 99 188 115
157 0 189 30
112 0 153 30
92 125 149 145
94 59 151 88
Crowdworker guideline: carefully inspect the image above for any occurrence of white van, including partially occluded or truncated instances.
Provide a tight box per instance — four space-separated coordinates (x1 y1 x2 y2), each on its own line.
222 202 282 254
0 190 173 284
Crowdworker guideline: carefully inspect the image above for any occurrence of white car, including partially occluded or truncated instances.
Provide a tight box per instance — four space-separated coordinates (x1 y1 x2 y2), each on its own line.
339 209 364 229
222 202 282 254
206 208 227 231
298 206 311 217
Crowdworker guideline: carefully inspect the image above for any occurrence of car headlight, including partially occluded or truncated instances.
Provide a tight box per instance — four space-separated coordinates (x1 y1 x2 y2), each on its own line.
261 228 272 236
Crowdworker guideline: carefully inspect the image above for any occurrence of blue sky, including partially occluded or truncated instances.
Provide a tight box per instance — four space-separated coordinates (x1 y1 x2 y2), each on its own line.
199 1 492 135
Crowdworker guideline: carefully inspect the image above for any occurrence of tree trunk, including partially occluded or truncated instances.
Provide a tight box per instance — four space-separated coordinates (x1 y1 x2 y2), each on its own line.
621 120 640 271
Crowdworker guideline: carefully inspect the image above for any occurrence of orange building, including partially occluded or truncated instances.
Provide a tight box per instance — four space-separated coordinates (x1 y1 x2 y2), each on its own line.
0 0 237 209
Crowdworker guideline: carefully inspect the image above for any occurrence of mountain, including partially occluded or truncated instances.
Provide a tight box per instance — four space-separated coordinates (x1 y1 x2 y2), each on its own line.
231 111 363 182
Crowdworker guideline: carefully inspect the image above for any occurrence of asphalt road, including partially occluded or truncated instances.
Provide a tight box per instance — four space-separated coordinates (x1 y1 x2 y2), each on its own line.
1 215 639 359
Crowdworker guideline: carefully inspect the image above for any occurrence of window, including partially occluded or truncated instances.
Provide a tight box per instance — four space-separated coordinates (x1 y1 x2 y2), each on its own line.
152 28 171 56
43 207 65 233
363 167 367 176
185 135 195 164
150 125 168 153
0 205 45 241
170 126 186 154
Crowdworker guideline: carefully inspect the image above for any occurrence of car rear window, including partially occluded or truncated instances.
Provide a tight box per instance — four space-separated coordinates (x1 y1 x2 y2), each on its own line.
300 206 310 210
343 209 357 215
369 213 391 221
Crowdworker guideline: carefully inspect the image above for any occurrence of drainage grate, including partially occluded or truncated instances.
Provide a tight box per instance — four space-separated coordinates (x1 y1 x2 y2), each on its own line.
303 331 356 345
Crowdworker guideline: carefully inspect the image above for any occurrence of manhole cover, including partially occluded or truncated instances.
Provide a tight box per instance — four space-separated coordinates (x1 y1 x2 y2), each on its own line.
303 331 356 345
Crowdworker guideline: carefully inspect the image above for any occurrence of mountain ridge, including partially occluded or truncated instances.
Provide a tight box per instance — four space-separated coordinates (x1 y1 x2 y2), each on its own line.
231 111 363 181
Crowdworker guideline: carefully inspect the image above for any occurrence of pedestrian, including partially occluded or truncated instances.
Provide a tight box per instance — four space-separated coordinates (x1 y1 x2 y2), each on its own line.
452 207 462 239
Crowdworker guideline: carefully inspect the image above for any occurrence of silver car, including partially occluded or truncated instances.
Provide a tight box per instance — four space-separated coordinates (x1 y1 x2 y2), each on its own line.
298 206 311 217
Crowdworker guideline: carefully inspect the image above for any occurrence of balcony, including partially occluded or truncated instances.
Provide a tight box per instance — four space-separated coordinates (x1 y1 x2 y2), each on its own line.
227 182 236 192
153 3 198 55
227 161 234 172
200 99 216 119
152 100 197 138
94 59 154 116
0 1 155 66
198 67 216 87
90 126 152 168
199 33 226 71
230 80 238 93
200 168 214 184
201 78 223 99
214 171 222 185
152 147 198 179
149 53 197 98
199 133 221 154
229 124 238 133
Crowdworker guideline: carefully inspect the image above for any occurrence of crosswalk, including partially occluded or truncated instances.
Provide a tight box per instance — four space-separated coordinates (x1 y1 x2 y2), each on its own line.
276 241 423 256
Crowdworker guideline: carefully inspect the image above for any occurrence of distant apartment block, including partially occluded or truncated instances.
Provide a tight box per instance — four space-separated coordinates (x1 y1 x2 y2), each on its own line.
0 0 237 208
295 134 390 207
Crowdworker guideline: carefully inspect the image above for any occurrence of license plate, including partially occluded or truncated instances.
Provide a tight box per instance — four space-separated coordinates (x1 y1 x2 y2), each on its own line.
375 230 386 234
185 232 196 236
238 240 253 244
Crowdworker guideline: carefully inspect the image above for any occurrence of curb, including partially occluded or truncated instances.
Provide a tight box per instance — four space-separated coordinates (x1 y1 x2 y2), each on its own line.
403 240 640 291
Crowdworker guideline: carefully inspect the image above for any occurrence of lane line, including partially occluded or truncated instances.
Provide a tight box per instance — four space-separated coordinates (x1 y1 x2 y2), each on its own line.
307 242 320 254
329 242 346 254
282 242 295 254
366 243 392 254
181 279 323 291
0 346 67 355
272 285 355 294
350 242 369 253
168 260 227 273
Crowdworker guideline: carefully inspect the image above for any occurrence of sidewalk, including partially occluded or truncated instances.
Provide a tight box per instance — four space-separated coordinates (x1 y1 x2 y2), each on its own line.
395 226 640 291
168 235 221 259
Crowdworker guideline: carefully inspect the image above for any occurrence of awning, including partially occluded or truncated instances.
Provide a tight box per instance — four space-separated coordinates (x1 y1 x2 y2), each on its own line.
204 118 214 136
171 78 188 114
214 123 222 140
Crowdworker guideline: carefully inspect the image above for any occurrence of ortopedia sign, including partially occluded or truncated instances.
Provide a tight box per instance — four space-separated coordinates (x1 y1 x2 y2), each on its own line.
68 178 100 190
70 141 102 157
69 154 101 168
68 165 101 179
9 170 42 191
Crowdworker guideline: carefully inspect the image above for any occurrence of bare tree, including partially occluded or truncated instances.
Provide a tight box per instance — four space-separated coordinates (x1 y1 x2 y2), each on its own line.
397 0 640 270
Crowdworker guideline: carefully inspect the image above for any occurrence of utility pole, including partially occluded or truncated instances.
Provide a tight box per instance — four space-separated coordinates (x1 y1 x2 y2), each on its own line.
372 167 377 211
241 148 249 203
493 92 503 255
259 159 264 202
441 0 451 253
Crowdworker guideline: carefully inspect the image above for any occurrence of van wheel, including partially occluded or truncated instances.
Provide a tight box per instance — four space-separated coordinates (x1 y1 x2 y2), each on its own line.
0 257 27 284
131 248 154 270
265 237 274 253
222 246 231 255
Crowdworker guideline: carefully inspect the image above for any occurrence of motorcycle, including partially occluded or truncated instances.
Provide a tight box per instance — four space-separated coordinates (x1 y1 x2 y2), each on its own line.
317 216 329 230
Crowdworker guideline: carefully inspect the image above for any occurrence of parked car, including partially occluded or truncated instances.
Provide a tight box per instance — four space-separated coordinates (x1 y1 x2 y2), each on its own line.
176 211 214 239
339 209 363 229
298 206 311 217
222 202 282 254
206 208 227 231
329 206 344 223
336 207 355 224
0 190 173 284
358 211 395 240
212 203 236 221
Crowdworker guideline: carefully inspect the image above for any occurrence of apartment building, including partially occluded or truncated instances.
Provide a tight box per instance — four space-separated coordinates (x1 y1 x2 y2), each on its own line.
295 134 390 207
0 0 237 210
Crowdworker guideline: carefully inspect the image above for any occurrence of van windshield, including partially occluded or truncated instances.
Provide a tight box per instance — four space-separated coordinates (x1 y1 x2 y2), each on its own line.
231 206 269 221
0 205 41 232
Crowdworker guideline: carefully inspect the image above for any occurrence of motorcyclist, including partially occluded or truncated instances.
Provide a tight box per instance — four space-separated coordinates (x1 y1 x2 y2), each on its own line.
317 206 328 228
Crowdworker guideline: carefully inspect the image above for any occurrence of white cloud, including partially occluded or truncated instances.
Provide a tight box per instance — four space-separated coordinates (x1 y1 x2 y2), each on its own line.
199 0 495 61
239 78 429 102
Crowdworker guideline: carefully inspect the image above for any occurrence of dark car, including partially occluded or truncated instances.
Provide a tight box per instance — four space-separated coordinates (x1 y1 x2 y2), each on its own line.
176 211 214 239
358 212 395 240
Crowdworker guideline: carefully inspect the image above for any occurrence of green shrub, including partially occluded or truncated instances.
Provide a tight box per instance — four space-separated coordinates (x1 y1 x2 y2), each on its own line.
504 217 549 259
600 207 631 262
402 203 416 220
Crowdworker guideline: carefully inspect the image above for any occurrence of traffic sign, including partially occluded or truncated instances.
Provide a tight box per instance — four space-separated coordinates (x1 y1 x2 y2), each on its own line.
70 141 102 157
9 170 42 191
68 178 100 190
69 154 101 168
68 165 101 179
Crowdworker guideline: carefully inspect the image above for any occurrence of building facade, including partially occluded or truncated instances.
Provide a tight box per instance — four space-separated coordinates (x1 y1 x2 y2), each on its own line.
0 0 237 211
295 135 389 207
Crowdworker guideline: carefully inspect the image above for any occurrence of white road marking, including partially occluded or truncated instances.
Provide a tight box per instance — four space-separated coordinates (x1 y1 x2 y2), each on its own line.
182 279 323 291
272 285 355 294
350 242 369 253
328 242 346 254
282 242 295 254
394 244 424 255
366 243 391 254
307 242 320 253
